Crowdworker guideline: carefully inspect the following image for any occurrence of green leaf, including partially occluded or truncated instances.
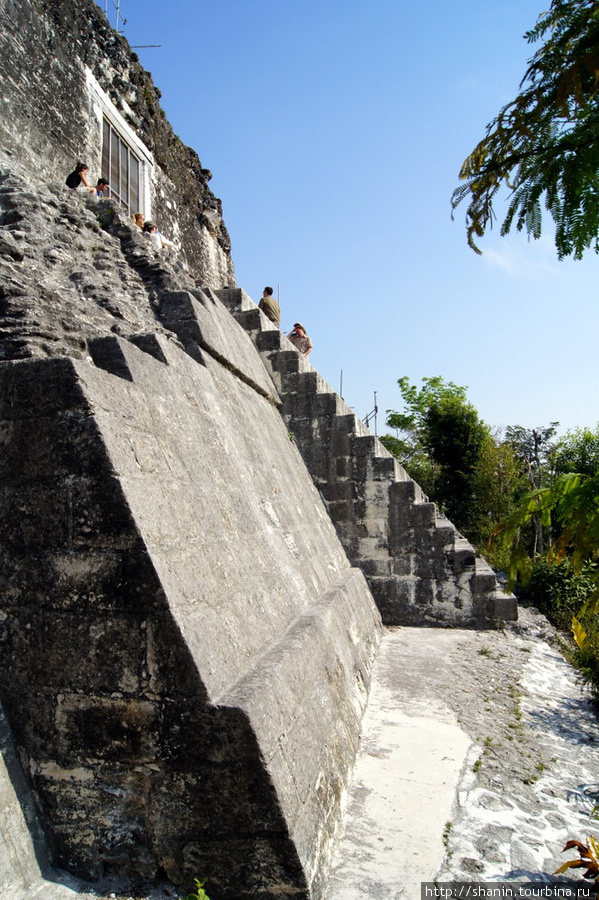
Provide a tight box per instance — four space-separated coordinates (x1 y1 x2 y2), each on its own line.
452 0 599 259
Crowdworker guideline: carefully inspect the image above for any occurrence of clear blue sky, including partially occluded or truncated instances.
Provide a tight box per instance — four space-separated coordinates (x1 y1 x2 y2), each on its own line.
101 0 599 436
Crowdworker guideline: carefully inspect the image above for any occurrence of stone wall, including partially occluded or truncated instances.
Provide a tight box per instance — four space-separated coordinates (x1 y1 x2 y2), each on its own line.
0 321 381 897
0 153 383 897
0 0 234 286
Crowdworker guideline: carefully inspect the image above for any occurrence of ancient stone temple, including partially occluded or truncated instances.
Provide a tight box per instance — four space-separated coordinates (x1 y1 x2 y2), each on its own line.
0 1 517 897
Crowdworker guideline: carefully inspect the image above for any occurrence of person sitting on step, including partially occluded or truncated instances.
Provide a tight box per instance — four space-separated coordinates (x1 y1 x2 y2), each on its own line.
65 163 96 194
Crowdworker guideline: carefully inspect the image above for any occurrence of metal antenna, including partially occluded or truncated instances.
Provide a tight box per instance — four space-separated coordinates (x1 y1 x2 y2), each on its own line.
107 0 127 33
363 391 378 435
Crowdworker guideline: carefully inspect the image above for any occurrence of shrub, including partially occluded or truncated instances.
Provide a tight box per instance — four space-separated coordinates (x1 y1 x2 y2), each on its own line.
520 559 597 630
572 604 599 702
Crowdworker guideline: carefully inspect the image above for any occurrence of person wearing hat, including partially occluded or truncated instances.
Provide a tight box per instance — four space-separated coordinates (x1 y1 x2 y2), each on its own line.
95 178 109 197
287 322 313 356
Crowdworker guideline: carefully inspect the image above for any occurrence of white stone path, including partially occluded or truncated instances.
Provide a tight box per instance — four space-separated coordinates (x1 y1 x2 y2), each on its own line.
325 610 599 900
324 629 472 899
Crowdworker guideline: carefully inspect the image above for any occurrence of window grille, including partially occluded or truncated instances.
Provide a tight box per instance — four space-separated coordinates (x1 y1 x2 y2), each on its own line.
101 118 142 215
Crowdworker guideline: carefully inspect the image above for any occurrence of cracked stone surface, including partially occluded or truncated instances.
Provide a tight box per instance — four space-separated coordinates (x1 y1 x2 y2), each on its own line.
0 166 197 362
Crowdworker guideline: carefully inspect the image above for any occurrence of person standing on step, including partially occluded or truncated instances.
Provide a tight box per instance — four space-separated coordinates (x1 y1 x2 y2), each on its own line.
258 286 281 328
287 322 313 356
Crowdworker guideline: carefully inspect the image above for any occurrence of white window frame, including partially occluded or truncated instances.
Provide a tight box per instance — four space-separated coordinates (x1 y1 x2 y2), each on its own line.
86 68 154 216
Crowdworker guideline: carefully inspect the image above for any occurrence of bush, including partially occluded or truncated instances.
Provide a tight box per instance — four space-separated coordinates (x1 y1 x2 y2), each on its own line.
521 559 598 630
571 607 599 702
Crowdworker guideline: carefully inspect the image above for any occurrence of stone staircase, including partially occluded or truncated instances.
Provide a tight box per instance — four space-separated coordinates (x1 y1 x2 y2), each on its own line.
213 287 517 628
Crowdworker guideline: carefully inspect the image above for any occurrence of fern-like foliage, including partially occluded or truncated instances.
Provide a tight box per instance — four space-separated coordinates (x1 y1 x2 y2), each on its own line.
490 469 599 697
488 471 599 587
452 0 599 259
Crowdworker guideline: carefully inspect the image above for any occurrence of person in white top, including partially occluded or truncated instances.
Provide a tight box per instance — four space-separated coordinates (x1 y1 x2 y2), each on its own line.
143 221 174 251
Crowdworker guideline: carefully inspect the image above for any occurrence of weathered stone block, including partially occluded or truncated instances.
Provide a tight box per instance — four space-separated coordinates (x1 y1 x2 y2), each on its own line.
392 556 413 576
1 612 148 697
257 329 284 353
368 576 421 625
410 502 437 527
432 525 458 554
236 307 263 333
322 481 354 502
270 351 303 378
88 336 134 381
129 333 172 366
390 478 418 504
414 578 436 607
328 500 352 523
0 357 90 419
492 592 519 622
0 348 382 897
473 570 499 596
314 392 338 416
451 545 477 574
335 456 351 478
358 558 393 577
56 696 159 763
214 287 251 313
372 456 397 479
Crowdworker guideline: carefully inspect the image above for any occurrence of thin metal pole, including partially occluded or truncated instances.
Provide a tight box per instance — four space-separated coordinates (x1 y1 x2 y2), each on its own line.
340 370 343 400
112 0 127 33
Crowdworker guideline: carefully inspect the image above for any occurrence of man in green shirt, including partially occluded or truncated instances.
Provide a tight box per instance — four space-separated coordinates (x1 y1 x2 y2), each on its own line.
258 286 281 328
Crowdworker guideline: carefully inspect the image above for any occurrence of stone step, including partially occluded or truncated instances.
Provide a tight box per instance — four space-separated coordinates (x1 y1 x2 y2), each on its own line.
256 328 285 353
236 307 273 335
213 286 254 314
272 352 314 387
372 455 400 480
281 390 344 420
280 366 336 396
320 480 355 503
352 557 394 577
391 477 430 506
215 284 517 627
354 433 397 459
450 537 477 575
